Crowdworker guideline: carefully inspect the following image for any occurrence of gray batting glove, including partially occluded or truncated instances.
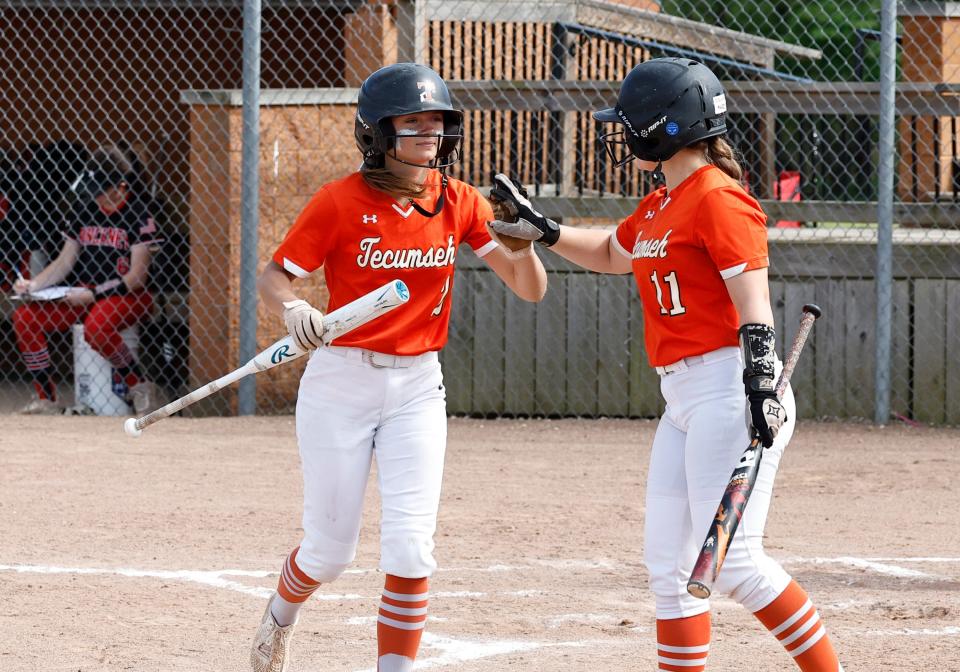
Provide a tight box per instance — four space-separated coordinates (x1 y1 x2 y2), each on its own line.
282 299 325 350
488 173 560 246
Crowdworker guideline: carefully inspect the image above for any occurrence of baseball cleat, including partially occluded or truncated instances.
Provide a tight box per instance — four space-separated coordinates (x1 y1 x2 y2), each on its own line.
250 598 297 672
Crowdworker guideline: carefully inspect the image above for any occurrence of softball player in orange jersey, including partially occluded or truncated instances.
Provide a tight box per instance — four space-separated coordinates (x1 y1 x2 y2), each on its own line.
490 58 843 671
250 63 546 672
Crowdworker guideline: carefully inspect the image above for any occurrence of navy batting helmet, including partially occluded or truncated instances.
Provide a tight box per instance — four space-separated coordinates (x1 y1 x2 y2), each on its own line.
594 57 728 165
354 63 463 169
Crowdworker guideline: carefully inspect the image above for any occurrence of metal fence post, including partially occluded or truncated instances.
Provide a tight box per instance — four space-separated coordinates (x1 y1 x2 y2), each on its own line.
238 0 261 416
875 0 896 425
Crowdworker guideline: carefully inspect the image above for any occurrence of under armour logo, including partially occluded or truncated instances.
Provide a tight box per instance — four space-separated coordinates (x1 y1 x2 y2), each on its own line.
644 210 655 219
362 214 378 224
418 80 437 102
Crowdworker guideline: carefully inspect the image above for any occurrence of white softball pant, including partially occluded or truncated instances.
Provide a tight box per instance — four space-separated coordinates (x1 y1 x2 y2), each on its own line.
645 346 797 619
293 346 447 583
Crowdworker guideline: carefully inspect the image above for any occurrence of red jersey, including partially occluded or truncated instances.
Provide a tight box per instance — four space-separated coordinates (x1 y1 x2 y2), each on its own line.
273 170 496 355
613 165 769 367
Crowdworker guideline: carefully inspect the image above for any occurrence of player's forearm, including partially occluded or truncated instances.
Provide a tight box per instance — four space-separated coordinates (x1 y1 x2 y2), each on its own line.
507 250 547 302
258 261 301 316
724 268 774 326
33 254 71 288
549 226 625 275
120 245 151 292
31 265 61 289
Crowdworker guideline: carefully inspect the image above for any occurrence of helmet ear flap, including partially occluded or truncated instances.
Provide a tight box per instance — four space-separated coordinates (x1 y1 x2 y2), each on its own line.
437 110 463 163
378 119 396 151
623 131 646 159
355 111 387 167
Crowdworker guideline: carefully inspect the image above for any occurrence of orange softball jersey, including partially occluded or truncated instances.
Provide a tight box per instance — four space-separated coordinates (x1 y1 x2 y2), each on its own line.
613 164 769 367
273 170 496 355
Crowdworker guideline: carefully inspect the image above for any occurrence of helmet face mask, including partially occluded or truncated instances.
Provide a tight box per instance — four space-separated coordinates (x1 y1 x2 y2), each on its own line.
594 57 728 166
355 63 464 170
597 128 638 168
379 113 463 169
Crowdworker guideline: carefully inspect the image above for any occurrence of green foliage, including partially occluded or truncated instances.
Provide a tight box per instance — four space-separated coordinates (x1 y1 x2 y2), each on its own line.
660 0 883 81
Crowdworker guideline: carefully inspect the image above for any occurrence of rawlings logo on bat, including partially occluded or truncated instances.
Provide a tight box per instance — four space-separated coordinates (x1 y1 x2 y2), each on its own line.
271 345 296 365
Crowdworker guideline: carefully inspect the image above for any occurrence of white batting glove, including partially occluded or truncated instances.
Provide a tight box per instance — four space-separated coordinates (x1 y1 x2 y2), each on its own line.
282 299 325 350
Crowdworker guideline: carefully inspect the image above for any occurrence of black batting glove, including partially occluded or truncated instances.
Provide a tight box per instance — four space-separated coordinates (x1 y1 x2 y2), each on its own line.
740 323 787 448
487 173 561 246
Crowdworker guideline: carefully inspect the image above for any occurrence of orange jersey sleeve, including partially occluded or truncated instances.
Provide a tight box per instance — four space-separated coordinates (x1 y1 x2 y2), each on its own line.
272 186 339 277
694 187 769 280
455 181 496 256
614 212 639 257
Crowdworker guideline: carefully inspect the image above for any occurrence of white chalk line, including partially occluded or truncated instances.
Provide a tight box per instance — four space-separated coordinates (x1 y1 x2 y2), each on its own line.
0 562 630 670
350 633 592 672
2 555 957 599
781 556 960 579
856 557 960 563
0 564 281 600
865 626 960 637
0 559 955 666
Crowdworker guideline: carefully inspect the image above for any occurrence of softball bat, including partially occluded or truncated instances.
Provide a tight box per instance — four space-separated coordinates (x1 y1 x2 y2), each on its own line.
686 304 821 599
123 279 410 437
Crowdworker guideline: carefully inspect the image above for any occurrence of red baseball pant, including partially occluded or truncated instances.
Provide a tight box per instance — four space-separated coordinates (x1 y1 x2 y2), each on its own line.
13 292 153 373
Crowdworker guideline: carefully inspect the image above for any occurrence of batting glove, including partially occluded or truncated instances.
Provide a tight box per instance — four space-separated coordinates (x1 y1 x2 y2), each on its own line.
282 299 325 350
487 173 560 246
740 323 787 448
746 384 787 448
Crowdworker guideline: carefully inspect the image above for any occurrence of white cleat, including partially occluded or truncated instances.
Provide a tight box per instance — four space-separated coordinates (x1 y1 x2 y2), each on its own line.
250 599 297 672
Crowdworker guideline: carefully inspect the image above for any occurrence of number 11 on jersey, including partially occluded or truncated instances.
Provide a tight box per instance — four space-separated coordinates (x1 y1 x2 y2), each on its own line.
650 270 686 316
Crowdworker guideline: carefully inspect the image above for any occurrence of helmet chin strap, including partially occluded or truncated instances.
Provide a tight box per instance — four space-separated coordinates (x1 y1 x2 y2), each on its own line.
411 174 448 217
651 160 666 189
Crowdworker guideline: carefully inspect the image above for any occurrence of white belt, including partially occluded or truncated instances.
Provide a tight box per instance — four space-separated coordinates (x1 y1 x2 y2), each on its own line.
324 346 436 369
655 346 739 376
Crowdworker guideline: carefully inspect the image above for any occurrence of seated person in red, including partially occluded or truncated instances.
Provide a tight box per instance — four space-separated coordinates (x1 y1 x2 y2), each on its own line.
12 144 164 415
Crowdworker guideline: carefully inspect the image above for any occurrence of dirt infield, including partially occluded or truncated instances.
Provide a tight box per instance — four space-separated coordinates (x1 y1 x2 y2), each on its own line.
0 415 958 671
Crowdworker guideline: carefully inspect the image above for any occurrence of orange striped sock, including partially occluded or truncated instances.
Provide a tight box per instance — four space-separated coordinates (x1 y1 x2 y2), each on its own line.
656 612 711 671
377 574 429 672
753 580 841 671
276 546 321 604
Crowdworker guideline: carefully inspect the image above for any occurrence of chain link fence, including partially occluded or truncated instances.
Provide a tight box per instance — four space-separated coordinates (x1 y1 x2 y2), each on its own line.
0 0 956 423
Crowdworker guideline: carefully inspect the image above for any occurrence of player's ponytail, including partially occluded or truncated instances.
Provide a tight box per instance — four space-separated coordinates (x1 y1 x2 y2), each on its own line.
361 168 426 201
701 136 744 183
